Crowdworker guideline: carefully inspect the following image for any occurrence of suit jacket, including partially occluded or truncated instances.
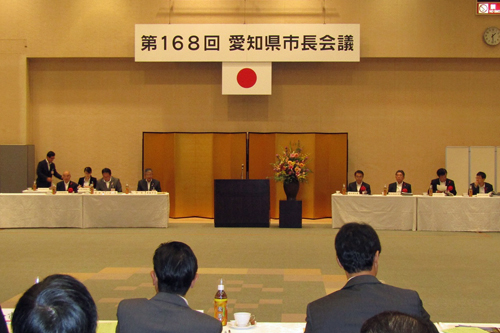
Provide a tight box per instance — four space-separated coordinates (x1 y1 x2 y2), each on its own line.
137 179 162 192
96 176 123 192
304 275 437 333
388 182 412 194
0 305 8 333
116 292 222 333
78 176 98 188
56 180 79 192
470 182 494 195
347 181 371 195
36 159 62 188
430 178 457 195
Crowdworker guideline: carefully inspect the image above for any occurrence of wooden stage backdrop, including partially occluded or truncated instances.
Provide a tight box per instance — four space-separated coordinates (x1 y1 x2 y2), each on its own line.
143 132 347 219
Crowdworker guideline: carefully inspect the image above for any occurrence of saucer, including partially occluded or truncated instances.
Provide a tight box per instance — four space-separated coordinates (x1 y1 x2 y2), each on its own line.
227 321 257 330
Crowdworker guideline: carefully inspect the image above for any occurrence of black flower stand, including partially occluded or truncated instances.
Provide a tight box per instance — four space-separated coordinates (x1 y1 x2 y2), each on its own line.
279 200 302 228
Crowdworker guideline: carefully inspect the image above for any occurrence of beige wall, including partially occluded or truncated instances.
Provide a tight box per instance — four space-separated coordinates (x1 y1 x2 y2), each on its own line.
1 0 500 198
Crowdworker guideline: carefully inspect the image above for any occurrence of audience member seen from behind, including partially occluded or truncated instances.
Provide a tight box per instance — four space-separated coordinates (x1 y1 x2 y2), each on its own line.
429 168 457 195
116 241 222 333
347 170 371 195
78 167 98 188
137 168 162 192
388 170 412 194
11 274 97 333
56 171 79 192
95 168 123 192
0 305 8 333
36 151 62 188
304 222 437 333
361 311 436 333
470 171 494 195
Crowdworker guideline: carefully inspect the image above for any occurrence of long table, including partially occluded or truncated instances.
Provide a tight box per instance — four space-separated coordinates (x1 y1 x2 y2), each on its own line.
332 194 500 231
331 194 417 230
0 193 170 228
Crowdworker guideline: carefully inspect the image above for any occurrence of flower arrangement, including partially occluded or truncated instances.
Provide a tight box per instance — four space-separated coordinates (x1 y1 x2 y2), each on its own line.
272 142 312 183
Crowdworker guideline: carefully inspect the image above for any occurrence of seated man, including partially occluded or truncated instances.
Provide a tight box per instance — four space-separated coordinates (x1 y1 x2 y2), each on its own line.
304 222 437 333
470 171 494 195
116 241 222 333
361 311 436 333
56 171 79 192
36 151 62 188
430 168 456 195
95 168 123 192
347 170 371 194
137 168 162 192
388 170 412 193
11 274 97 333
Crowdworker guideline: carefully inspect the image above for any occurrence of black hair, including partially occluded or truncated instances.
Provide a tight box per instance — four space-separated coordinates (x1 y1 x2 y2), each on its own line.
153 241 198 296
12 274 97 333
46 151 55 158
476 171 486 179
101 168 111 175
335 222 381 274
354 170 364 177
395 170 405 177
361 311 435 333
144 168 153 173
84 167 92 174
436 168 447 177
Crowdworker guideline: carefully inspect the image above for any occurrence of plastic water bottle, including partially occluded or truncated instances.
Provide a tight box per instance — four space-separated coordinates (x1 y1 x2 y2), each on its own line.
214 278 228 326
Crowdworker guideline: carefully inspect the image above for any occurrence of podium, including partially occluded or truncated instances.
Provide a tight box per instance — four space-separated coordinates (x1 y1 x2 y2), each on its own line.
214 179 270 227
279 200 302 228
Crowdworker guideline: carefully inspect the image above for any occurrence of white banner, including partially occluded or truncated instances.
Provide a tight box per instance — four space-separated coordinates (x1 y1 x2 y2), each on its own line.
135 24 360 62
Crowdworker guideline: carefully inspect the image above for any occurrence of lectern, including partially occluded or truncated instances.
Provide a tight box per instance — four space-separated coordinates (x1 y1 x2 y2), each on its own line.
214 179 270 227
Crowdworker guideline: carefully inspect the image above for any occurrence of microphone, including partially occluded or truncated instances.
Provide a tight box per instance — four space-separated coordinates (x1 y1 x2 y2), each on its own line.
241 164 244 179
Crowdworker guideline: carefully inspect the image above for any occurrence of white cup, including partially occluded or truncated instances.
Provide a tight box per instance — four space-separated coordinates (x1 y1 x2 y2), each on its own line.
335 190 340 194
234 312 251 327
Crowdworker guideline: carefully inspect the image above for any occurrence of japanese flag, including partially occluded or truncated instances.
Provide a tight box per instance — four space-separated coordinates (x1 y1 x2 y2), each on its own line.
222 62 272 95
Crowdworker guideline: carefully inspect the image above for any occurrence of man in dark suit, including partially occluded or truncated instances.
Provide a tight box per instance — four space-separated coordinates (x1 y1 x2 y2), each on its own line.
0 305 8 333
347 170 371 194
430 168 457 195
388 170 412 193
36 151 62 188
304 223 437 333
116 241 222 333
137 168 162 192
95 168 123 192
55 171 79 192
471 171 494 195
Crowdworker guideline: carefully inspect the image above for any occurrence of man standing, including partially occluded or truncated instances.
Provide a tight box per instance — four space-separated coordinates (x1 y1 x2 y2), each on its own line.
36 151 62 188
116 241 222 333
388 170 412 194
137 168 162 192
304 223 437 333
430 168 457 195
96 168 123 192
470 171 494 195
347 170 371 194
55 171 79 192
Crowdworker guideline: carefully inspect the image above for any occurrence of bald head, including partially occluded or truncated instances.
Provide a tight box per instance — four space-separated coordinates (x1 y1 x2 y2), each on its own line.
62 171 71 183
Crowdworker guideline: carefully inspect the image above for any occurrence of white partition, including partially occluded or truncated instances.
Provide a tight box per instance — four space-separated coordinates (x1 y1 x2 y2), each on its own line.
470 146 496 189
446 147 470 195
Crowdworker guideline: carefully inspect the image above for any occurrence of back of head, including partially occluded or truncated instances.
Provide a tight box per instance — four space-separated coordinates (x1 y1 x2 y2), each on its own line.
12 274 97 333
361 311 435 333
153 241 198 296
335 222 381 274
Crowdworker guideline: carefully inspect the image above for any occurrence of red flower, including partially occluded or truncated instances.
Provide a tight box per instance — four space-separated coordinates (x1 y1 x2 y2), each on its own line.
447 186 453 191
68 188 74 193
360 186 366 191
402 188 408 193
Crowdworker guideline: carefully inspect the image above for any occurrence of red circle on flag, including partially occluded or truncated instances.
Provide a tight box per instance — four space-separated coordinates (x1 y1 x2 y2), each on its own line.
237 68 257 88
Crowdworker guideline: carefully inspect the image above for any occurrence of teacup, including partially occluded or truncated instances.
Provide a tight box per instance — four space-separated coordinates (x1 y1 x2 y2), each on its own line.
234 312 251 327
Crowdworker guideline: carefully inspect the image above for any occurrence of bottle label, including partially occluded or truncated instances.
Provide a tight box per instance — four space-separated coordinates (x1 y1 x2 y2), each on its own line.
214 299 228 325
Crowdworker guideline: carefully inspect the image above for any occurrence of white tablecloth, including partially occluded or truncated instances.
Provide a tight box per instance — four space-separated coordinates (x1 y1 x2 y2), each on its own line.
331 194 417 230
0 193 83 228
82 194 169 228
0 193 169 228
417 196 500 231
